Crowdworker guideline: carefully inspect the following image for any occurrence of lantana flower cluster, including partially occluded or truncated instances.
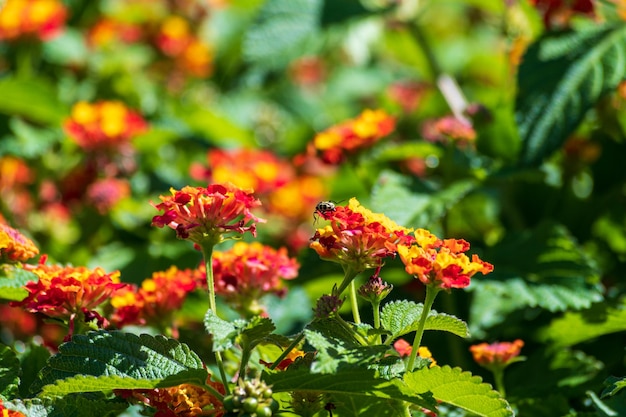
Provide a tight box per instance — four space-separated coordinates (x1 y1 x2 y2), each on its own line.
0 0 67 41
310 197 414 276
63 100 148 151
0 223 39 263
312 109 395 164
110 266 200 329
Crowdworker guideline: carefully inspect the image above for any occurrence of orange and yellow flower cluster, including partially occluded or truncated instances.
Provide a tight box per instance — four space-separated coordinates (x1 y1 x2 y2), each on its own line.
63 100 148 151
12 263 126 321
116 376 225 417
310 198 414 273
111 266 199 328
155 15 212 78
0 0 67 41
398 228 493 290
152 183 264 246
209 241 299 315
312 109 395 164
393 338 437 367
0 223 39 263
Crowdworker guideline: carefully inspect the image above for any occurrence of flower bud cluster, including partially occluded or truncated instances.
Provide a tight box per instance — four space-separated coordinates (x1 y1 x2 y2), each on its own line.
223 379 279 417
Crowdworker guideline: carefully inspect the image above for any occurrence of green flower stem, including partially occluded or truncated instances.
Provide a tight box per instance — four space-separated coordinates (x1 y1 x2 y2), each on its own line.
337 266 361 324
269 333 305 371
349 280 361 324
406 285 440 371
372 299 382 345
492 367 506 398
202 382 225 402
201 243 230 395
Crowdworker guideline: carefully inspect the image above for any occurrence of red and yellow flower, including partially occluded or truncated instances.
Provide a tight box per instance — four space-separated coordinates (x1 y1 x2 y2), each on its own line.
310 198 414 273
470 339 525 368
87 18 142 47
529 0 594 29
422 115 477 144
393 338 437 367
152 183 264 247
0 223 39 263
12 263 126 320
312 109 395 165
0 0 67 41
63 100 148 150
0 399 26 417
398 229 493 290
111 266 199 329
199 241 299 315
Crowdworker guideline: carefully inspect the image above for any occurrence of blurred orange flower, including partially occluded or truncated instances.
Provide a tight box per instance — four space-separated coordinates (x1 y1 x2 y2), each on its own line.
470 339 525 368
12 263 125 321
422 115 476 144
0 223 39 263
152 183 264 246
310 198 414 273
0 0 67 41
0 399 26 417
312 109 395 164
63 101 148 150
87 18 142 47
398 229 493 290
111 266 199 328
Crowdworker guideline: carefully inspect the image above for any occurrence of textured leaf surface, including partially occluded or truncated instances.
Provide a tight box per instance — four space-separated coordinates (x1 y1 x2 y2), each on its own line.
469 222 602 335
539 302 626 347
0 264 38 301
204 309 241 351
0 344 20 398
380 300 470 340
34 331 207 395
304 320 388 374
4 395 128 417
264 367 436 411
371 170 476 228
404 366 513 417
516 24 626 165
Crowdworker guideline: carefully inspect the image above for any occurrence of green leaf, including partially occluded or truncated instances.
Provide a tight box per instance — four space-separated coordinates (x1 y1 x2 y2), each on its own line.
538 302 626 347
371 170 477 228
18 344 50 398
242 0 322 70
516 24 626 166
204 309 243 352
0 264 38 301
33 331 207 395
304 319 389 374
0 77 68 124
602 376 626 398
237 316 276 352
320 0 370 26
264 367 436 411
404 366 513 417
4 395 128 417
0 344 20 398
469 222 603 336
380 300 470 341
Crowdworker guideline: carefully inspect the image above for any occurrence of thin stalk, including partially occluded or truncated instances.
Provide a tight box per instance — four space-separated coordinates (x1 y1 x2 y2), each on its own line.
406 286 440 371
348 280 361 324
371 300 381 345
269 333 305 371
493 368 506 398
201 244 230 395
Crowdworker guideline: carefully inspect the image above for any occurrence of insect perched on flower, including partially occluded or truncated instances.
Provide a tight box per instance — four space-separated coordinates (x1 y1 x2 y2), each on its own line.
313 200 337 222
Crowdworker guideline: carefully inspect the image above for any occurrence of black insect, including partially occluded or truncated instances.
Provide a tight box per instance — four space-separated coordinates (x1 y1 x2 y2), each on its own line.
314 200 337 223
